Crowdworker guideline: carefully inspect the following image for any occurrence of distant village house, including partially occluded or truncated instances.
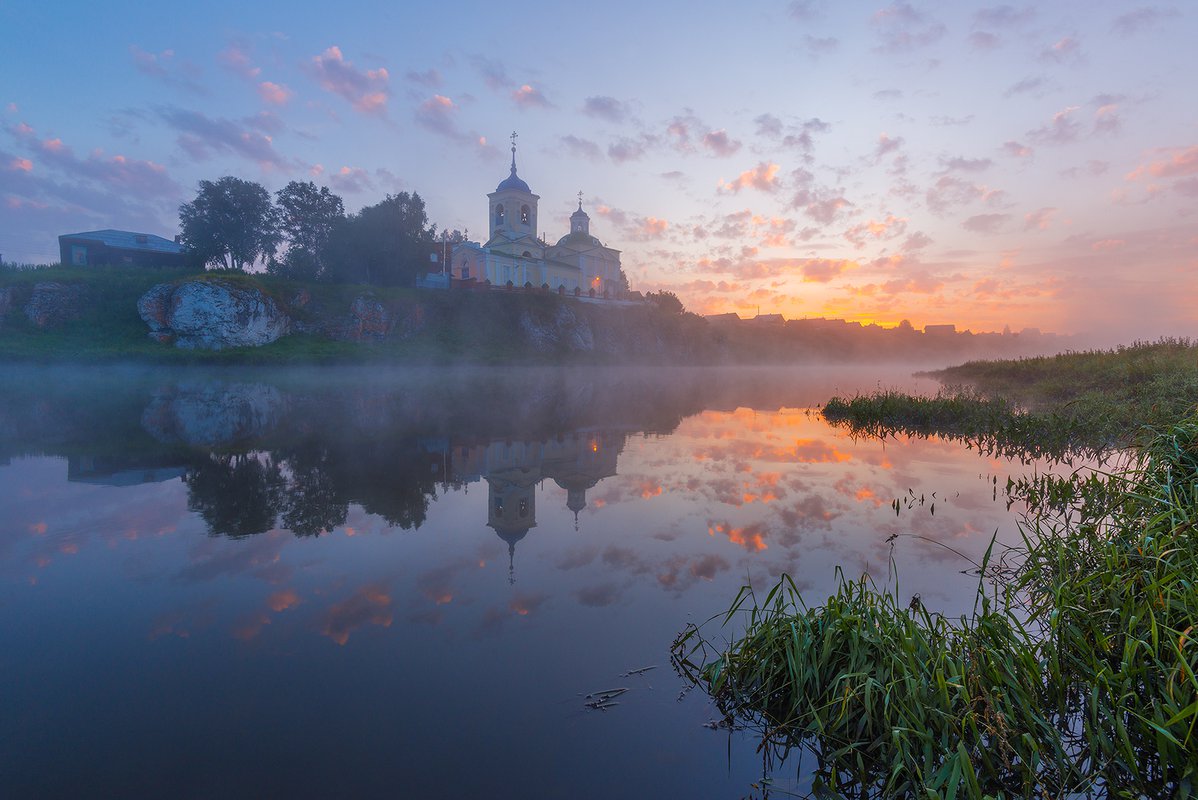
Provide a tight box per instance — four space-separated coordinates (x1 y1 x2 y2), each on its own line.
58 229 187 268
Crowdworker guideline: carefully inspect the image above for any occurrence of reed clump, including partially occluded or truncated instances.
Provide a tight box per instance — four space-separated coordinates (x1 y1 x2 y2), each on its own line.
673 416 1198 798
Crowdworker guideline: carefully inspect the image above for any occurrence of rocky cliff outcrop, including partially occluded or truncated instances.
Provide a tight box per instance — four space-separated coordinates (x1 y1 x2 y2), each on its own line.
24 282 85 328
519 303 594 352
139 279 290 349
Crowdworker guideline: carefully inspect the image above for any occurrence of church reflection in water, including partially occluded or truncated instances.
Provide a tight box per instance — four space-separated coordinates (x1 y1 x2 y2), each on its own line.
63 429 628 582
453 431 623 582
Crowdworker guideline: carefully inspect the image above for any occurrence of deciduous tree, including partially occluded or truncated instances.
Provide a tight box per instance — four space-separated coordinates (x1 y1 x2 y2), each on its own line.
270 181 345 280
178 177 280 271
324 191 434 286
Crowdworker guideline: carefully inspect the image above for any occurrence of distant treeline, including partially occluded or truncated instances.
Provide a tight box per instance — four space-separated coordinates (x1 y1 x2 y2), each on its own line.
176 175 453 286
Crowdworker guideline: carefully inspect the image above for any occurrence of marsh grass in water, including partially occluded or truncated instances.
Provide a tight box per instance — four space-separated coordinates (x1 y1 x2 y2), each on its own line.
822 340 1198 462
672 418 1198 799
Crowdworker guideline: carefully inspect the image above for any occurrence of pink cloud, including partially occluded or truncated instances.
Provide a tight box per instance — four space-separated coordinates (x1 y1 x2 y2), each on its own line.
309 45 389 114
1041 36 1081 63
637 217 669 239
218 43 260 79
875 133 904 158
1126 145 1198 180
1028 106 1082 145
801 258 854 282
328 166 373 193
718 162 780 193
511 83 551 109
1023 207 1057 230
8 157 32 172
415 94 458 136
844 214 907 247
1091 238 1124 251
257 81 293 106
1002 140 1033 158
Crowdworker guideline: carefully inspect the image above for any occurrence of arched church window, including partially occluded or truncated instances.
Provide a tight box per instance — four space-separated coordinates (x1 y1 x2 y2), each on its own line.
574 223 582 232
520 204 530 224
495 204 505 226
522 251 531 258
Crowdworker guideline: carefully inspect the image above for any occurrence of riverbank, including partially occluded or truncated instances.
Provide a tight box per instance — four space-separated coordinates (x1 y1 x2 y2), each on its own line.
674 341 1198 797
0 265 1069 365
822 339 1198 458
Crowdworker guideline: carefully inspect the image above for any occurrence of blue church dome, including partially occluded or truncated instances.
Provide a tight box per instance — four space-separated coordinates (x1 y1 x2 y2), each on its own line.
496 166 531 193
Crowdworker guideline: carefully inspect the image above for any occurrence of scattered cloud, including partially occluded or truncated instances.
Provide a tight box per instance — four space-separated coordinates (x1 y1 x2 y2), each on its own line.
844 214 908 247
1093 102 1121 135
560 134 603 161
871 2 947 53
1126 145 1198 181
875 133 904 159
963 213 1010 233
582 95 628 122
512 83 552 109
415 94 460 137
217 42 260 80
718 162 781 193
158 107 289 168
129 45 205 95
1112 7 1177 36
754 114 828 161
969 31 1000 50
308 46 389 114
974 5 1035 28
941 156 993 173
1023 206 1057 230
1004 76 1044 97
1001 140 1032 158
926 174 1005 215
607 134 657 163
327 165 373 193
788 0 821 20
803 35 839 56
405 68 441 88
257 81 293 106
665 112 701 152
1027 106 1081 145
1040 36 1081 64
800 258 854 282
471 56 511 90
702 129 741 157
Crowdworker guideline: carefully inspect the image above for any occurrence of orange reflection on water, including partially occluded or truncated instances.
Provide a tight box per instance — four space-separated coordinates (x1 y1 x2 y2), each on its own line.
320 585 392 646
709 521 768 552
268 589 301 612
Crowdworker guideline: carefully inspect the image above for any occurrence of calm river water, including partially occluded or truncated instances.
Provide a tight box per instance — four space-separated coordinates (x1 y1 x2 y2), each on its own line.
0 365 1054 798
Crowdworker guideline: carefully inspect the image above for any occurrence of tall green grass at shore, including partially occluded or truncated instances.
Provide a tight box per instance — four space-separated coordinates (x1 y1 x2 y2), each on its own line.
673 419 1198 796
675 342 1198 797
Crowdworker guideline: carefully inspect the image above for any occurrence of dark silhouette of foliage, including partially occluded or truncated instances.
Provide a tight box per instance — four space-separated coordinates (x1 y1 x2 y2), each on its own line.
269 181 345 280
178 177 281 271
324 191 434 286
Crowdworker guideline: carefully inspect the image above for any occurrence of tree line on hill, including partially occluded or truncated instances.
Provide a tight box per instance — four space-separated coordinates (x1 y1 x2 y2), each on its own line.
177 175 461 286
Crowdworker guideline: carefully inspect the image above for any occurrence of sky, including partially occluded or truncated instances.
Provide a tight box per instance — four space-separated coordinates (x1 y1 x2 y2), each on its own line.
1 0 1195 339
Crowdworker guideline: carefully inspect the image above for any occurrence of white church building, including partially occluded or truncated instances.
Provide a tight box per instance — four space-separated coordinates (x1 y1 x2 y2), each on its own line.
451 136 624 297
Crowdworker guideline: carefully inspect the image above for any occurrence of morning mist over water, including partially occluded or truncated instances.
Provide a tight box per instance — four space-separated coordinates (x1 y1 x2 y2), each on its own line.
1 365 1064 797
2 0 1196 795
